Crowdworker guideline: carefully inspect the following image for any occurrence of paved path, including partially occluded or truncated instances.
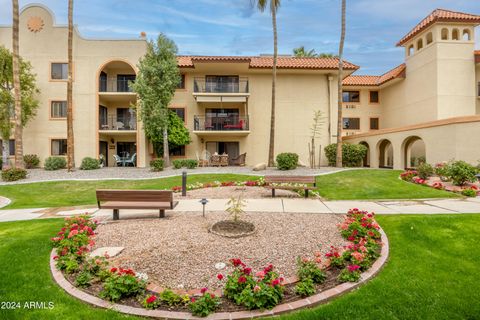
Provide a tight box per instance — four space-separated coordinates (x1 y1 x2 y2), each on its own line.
1 197 479 223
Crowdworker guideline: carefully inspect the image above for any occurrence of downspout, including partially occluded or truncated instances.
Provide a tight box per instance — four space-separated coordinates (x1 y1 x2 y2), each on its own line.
327 74 333 144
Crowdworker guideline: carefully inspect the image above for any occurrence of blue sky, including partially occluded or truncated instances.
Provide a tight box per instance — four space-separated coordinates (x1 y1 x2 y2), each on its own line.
0 0 479 75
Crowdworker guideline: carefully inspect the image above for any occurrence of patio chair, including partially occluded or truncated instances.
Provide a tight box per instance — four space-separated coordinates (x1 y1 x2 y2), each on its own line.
229 153 246 166
113 154 123 167
116 121 124 130
210 154 221 166
123 153 137 167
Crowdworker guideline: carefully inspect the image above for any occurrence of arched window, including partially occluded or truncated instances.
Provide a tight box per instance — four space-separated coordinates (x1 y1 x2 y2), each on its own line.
441 28 449 40
452 28 459 40
407 45 414 56
417 39 423 50
462 29 471 41
426 32 433 45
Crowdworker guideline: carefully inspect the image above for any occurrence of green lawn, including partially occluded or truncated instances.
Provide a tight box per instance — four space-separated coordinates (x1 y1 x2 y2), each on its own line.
0 170 457 209
315 169 458 200
0 215 479 319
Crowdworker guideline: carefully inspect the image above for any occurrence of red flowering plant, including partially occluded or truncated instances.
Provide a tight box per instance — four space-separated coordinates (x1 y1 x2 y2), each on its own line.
400 170 417 181
432 182 444 190
338 264 362 282
141 294 161 310
188 289 220 317
223 259 284 310
99 267 146 302
325 246 344 268
341 238 380 271
338 209 381 243
412 177 426 185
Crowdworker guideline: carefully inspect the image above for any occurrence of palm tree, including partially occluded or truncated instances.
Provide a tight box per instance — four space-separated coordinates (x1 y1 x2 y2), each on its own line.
336 0 346 168
293 46 317 57
66 0 75 170
253 0 280 167
12 0 23 168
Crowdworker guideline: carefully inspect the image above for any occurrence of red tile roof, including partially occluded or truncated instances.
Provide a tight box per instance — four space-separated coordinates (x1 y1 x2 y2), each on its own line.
397 9 480 46
475 50 480 64
343 64 406 87
177 56 359 70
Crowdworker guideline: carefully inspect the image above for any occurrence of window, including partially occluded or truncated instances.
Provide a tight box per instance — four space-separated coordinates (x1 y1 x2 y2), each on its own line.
116 75 135 92
478 82 480 97
369 91 379 103
342 91 360 103
177 74 186 89
417 39 423 50
370 118 379 130
170 108 185 122
0 140 15 156
441 28 449 40
51 63 68 80
51 101 67 118
452 28 459 40
426 32 433 45
342 117 360 130
51 139 67 156
463 29 471 41
170 145 185 156
407 45 414 56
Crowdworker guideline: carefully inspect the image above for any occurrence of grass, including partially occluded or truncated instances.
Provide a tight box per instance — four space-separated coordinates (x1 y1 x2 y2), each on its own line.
1 215 479 319
315 169 459 200
0 170 457 209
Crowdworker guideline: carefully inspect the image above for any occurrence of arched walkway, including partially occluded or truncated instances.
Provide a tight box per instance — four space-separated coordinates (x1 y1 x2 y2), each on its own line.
377 139 393 168
402 136 426 169
359 141 370 167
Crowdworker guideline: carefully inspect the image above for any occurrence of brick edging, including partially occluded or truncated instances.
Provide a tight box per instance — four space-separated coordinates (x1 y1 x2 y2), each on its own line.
50 227 389 319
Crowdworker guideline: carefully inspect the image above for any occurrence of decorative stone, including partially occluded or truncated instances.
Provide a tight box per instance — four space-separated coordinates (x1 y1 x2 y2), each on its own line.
89 247 124 258
27 16 44 33
252 162 267 171
215 262 226 270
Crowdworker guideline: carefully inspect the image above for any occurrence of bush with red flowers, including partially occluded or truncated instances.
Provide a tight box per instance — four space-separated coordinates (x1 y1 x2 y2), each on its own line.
338 209 381 243
188 289 220 317
141 294 161 309
99 267 146 302
432 182 444 190
400 170 417 181
338 264 362 282
223 259 284 310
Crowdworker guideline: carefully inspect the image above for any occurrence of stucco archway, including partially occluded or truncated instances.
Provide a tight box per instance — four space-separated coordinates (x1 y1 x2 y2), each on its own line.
377 139 393 168
402 136 426 169
359 141 370 167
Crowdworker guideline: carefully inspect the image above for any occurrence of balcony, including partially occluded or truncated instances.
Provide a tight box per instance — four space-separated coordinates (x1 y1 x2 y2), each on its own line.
193 77 249 103
99 115 137 132
99 79 135 93
193 115 250 136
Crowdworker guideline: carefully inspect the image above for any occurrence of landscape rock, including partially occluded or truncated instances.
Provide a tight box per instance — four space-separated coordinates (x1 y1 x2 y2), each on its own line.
252 163 267 171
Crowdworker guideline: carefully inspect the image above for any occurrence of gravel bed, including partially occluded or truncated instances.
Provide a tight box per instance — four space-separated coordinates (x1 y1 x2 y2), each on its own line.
94 212 346 290
174 186 302 199
0 166 346 185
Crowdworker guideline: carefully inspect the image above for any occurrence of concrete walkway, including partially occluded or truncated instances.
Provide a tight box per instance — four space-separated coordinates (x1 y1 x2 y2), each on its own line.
1 197 479 223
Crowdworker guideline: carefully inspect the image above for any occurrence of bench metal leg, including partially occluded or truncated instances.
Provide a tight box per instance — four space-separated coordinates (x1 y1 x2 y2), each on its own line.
113 209 119 221
305 189 309 198
159 209 165 218
272 188 276 198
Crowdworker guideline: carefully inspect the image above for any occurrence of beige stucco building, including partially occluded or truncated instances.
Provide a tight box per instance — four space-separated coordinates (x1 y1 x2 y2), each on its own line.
0 5 479 170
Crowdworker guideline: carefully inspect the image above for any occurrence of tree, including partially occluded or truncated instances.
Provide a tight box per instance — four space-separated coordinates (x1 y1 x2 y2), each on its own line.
336 0 346 168
0 46 39 169
152 111 191 157
66 0 75 170
131 34 181 167
293 46 317 57
12 0 23 168
253 0 281 167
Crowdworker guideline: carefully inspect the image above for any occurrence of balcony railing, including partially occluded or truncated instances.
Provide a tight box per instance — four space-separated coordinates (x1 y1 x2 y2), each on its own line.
99 115 137 130
194 115 249 131
193 77 249 94
99 79 135 93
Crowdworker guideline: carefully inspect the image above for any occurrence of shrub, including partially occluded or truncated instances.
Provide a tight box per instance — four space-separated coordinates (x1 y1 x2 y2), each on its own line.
188 290 220 317
324 143 367 167
75 270 93 288
461 188 478 197
223 259 284 310
150 159 164 172
400 170 417 181
1 168 27 182
23 154 40 169
276 153 298 170
296 257 326 284
80 157 100 170
44 156 66 170
434 162 450 181
159 289 185 306
99 267 146 302
141 294 161 310
416 163 434 179
172 159 183 169
447 160 477 186
184 159 198 169
295 278 316 297
338 265 361 282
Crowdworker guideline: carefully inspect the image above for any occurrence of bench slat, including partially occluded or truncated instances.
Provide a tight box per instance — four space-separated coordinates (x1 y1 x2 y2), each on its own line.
264 186 316 190
264 176 315 184
96 189 173 203
100 201 178 210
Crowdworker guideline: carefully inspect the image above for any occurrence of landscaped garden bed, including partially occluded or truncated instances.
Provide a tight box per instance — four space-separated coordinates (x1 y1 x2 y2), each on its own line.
50 207 386 318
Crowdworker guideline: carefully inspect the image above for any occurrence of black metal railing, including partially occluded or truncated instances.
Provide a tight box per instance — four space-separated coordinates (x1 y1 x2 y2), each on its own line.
193 77 249 93
99 115 137 130
194 115 249 131
99 78 135 93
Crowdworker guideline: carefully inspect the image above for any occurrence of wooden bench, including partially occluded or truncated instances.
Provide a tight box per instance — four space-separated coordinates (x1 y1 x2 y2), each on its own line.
96 190 178 220
264 176 317 198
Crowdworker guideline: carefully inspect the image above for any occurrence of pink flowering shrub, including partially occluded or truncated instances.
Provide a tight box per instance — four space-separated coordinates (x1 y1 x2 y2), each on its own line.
338 264 362 282
432 182 444 190
412 177 426 184
223 258 284 310
338 209 381 243
400 170 417 181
